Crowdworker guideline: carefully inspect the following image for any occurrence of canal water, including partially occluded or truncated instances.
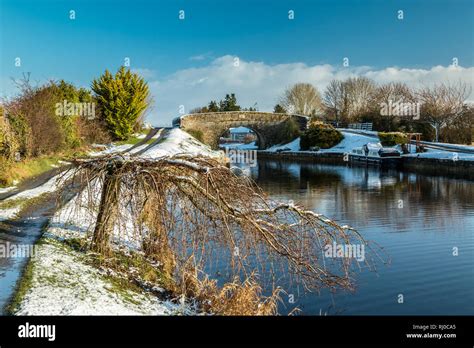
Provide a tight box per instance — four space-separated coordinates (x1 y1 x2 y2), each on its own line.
237 159 474 315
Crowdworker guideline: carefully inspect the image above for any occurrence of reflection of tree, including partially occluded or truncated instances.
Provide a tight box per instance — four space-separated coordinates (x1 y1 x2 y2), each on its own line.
254 160 474 234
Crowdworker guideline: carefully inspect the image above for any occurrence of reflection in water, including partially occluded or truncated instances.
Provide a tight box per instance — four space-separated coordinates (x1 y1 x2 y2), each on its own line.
241 160 474 315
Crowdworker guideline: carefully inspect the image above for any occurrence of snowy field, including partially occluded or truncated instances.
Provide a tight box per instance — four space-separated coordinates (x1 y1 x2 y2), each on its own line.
265 131 474 161
9 129 217 315
0 186 16 194
15 238 192 315
266 131 379 154
141 128 222 159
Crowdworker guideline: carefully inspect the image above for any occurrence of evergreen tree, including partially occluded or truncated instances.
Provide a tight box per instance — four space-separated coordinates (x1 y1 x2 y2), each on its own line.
273 104 286 113
91 67 149 140
219 93 241 111
208 100 219 112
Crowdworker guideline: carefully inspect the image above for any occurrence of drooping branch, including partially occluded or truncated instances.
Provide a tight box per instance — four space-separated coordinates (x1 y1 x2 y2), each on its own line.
60 154 382 292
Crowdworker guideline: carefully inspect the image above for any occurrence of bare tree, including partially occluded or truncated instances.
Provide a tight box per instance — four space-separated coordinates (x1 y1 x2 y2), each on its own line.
280 83 323 116
417 82 471 142
374 82 414 103
344 77 376 120
323 80 345 126
371 82 415 131
323 77 376 124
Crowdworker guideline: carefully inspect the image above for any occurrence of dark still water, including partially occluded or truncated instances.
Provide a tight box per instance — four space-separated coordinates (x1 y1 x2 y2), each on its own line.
245 160 474 315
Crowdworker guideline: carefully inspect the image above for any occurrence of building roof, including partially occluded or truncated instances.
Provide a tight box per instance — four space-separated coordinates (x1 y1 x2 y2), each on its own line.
229 126 253 134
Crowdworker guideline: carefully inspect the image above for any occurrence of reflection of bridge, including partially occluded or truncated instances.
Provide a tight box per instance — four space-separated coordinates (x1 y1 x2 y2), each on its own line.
174 111 308 149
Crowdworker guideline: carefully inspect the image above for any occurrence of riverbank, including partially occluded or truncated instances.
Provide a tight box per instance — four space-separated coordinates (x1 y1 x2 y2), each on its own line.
8 229 193 315
260 131 474 180
3 128 220 315
258 151 474 180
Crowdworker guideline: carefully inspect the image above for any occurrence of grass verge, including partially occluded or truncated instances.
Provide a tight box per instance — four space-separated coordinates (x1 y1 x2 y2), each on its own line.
0 147 88 188
5 257 36 315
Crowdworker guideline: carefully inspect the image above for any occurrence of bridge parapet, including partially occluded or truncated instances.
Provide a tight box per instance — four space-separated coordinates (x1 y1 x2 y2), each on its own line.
177 111 308 149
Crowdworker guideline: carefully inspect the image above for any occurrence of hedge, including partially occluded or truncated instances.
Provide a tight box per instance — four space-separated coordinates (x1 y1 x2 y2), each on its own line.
300 122 343 150
378 132 407 146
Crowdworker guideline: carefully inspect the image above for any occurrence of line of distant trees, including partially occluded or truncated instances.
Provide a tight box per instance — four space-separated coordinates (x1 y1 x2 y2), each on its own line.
190 93 257 113
191 79 473 144
279 79 472 144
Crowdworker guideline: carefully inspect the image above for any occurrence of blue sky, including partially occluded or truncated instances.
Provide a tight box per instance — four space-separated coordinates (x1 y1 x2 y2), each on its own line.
1 0 473 125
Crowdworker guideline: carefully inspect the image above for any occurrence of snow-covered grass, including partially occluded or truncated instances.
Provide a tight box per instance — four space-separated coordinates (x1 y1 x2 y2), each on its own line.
7 171 73 201
88 143 135 157
420 141 474 151
9 128 221 316
266 138 300 152
338 128 379 136
0 139 133 221
265 131 377 154
12 237 192 315
0 206 21 222
321 132 379 153
140 128 223 159
264 131 474 162
0 186 16 194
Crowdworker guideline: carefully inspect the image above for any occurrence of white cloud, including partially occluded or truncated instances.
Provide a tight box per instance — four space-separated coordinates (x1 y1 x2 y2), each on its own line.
5 56 471 126
189 53 213 61
145 56 474 126
131 68 156 80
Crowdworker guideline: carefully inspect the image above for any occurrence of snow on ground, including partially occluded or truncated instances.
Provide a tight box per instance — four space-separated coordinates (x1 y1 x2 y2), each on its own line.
128 128 164 155
322 132 380 153
320 131 377 153
420 141 474 151
15 238 192 315
267 138 301 152
0 206 21 222
0 186 16 194
404 151 474 160
140 128 223 159
264 131 474 161
6 172 71 201
0 172 73 221
11 128 218 316
338 128 379 136
89 143 134 157
265 131 377 154
0 140 129 222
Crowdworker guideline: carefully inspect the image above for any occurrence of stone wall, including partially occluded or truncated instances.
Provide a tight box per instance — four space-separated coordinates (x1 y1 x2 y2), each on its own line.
179 111 308 149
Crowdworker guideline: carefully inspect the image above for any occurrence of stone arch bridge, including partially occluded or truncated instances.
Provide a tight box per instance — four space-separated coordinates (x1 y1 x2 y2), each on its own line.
174 111 308 149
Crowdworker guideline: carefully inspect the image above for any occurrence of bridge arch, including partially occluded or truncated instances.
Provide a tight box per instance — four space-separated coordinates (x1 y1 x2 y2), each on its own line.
175 111 308 149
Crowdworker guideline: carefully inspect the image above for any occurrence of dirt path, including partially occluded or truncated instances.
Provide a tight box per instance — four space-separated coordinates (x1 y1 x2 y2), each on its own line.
133 128 171 156
124 127 160 153
0 187 78 313
0 167 64 201
0 127 161 202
